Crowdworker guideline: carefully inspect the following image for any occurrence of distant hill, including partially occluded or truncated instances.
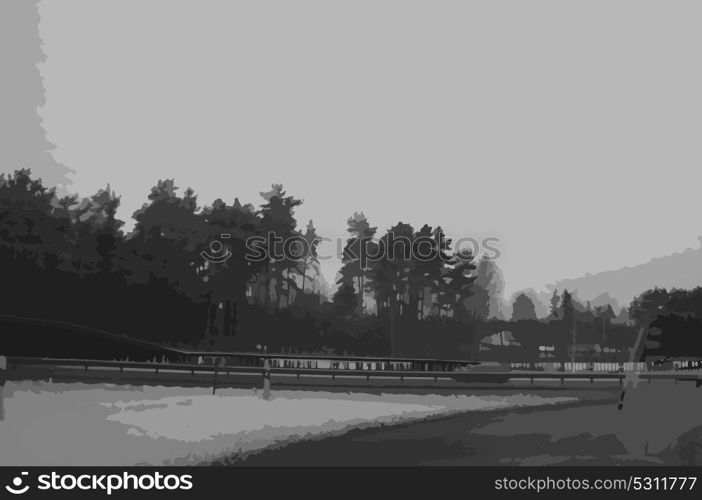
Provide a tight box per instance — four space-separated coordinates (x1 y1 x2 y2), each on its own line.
550 240 702 310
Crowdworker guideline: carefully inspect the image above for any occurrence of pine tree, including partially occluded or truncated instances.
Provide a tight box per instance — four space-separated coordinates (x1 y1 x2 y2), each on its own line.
549 289 561 320
258 184 303 309
512 292 537 321
337 212 377 314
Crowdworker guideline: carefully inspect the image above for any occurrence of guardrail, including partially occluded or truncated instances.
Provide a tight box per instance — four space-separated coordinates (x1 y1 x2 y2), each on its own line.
5 356 485 384
4 356 701 405
4 356 511 395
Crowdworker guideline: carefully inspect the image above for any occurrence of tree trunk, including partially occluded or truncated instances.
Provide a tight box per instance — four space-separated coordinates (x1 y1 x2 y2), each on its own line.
359 274 365 313
388 288 399 357
223 300 232 336
419 287 425 320
286 269 291 308
205 297 213 337
355 275 363 315
264 273 271 307
301 258 308 296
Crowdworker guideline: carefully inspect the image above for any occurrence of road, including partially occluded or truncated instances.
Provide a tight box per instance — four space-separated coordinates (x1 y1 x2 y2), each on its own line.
219 392 644 466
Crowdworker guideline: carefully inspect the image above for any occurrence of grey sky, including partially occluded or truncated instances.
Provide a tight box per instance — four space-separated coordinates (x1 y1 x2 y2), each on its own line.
31 0 702 296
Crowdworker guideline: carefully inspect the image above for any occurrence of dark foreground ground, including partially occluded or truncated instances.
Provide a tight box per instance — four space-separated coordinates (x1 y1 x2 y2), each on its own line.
220 381 702 466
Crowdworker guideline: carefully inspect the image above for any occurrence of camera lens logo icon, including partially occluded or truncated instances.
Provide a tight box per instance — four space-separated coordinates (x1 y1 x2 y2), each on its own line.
5 472 29 495
201 234 232 264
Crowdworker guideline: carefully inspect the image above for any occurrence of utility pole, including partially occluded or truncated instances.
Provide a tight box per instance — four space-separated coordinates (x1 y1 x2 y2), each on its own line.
0 356 6 421
262 358 271 400
570 321 576 372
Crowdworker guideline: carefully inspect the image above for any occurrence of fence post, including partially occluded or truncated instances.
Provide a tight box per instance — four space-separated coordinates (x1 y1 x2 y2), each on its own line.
262 358 271 400
0 356 6 421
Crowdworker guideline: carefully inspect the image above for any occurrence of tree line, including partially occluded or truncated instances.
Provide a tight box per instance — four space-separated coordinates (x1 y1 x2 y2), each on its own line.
5 169 680 361
0 170 490 356
628 287 702 359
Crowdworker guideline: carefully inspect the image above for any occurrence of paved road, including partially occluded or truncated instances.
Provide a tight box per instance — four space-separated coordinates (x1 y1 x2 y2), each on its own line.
220 394 632 466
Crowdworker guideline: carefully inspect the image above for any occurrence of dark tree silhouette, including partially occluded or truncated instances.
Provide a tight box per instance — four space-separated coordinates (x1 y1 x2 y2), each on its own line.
337 212 376 315
549 289 561 320
512 293 537 321
258 184 303 310
561 289 575 324
0 169 646 361
298 219 321 304
332 283 357 318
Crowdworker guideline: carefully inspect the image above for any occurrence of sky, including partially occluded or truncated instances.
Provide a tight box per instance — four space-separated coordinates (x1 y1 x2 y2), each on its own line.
30 0 702 297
